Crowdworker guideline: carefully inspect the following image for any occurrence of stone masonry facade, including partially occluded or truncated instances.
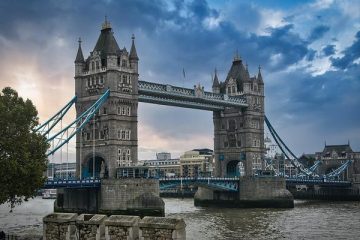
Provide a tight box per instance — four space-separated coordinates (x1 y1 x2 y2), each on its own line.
74 19 139 178
213 56 265 177
43 213 186 240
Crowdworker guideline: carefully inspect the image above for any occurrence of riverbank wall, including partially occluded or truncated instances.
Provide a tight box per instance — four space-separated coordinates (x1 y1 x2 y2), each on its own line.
43 213 186 240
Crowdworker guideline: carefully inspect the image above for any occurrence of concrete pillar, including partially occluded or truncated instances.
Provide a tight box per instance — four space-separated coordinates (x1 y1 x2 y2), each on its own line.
43 213 77 240
76 214 107 240
104 215 140 240
139 217 186 240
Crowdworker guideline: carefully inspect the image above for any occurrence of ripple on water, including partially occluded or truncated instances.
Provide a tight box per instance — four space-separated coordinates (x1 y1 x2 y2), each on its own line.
1 197 359 240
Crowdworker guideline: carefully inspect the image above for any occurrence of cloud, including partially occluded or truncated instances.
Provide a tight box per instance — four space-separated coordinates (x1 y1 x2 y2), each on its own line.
331 31 360 69
308 25 330 41
322 44 336 56
0 0 360 159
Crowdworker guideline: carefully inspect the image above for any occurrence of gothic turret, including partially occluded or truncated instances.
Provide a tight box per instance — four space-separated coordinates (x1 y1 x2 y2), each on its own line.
75 38 85 76
257 65 264 85
129 34 139 73
212 68 220 94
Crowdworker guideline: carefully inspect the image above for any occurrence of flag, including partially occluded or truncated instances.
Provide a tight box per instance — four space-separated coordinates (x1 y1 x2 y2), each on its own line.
182 68 186 79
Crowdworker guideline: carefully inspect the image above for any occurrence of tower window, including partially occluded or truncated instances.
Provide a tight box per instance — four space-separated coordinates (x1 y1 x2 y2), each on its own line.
96 61 100 70
232 86 235 93
228 87 231 94
91 62 95 70
127 106 131 116
121 130 126 139
103 107 107 115
122 60 127 67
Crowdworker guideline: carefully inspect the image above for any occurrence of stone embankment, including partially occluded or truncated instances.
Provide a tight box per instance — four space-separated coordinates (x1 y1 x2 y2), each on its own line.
43 212 186 240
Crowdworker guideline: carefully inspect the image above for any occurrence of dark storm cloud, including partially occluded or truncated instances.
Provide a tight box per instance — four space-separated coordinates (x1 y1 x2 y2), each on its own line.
331 31 360 70
306 49 316 61
0 0 359 156
308 25 330 41
322 44 336 56
249 24 310 70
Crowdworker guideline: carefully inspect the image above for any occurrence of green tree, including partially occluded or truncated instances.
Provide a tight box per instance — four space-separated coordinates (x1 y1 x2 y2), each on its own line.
0 87 49 210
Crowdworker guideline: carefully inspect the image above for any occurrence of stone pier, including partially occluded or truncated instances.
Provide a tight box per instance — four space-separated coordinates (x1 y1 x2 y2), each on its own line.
194 177 294 208
55 178 165 217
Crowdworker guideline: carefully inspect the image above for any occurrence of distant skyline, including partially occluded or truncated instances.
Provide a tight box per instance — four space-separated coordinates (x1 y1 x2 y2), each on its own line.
0 0 359 161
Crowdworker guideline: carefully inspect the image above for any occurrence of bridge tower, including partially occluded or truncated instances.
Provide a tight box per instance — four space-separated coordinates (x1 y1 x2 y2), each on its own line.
74 19 139 178
213 55 265 177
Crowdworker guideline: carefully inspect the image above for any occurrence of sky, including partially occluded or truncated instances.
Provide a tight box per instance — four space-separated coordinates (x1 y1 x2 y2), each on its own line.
0 0 359 161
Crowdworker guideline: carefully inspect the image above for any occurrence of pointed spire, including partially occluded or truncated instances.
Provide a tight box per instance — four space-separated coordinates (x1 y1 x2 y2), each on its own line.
102 15 111 30
234 49 241 61
129 34 139 61
257 65 263 84
245 62 250 78
75 37 85 63
212 68 220 88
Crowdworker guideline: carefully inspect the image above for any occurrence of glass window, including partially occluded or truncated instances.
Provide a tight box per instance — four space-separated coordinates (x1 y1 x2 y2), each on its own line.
121 130 126 139
127 106 131 116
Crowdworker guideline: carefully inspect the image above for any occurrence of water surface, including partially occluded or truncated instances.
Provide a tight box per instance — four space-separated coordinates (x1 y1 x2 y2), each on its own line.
0 197 359 239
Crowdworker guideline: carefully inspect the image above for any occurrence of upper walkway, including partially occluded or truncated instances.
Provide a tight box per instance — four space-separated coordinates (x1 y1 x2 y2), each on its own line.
138 80 248 111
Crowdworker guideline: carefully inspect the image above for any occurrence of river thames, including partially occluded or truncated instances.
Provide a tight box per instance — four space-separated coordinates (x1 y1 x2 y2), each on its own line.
0 197 359 239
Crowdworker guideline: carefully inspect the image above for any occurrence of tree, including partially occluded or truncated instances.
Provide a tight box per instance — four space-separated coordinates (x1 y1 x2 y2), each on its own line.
0 87 49 210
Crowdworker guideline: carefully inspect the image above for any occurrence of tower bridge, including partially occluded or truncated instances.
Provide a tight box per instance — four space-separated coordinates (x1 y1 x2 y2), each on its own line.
37 19 360 214
72 18 265 180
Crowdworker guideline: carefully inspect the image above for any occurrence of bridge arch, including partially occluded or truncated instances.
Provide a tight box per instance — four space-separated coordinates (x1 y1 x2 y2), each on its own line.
226 160 244 177
82 153 107 178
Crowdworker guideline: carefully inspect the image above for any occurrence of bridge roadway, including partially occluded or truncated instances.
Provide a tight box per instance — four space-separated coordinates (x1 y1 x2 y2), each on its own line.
43 177 351 190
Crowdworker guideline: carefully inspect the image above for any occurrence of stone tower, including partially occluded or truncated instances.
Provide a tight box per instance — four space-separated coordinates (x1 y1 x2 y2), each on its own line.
213 55 265 177
74 19 139 178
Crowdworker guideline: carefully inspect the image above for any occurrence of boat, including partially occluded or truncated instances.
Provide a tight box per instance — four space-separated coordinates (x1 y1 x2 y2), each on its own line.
42 189 57 199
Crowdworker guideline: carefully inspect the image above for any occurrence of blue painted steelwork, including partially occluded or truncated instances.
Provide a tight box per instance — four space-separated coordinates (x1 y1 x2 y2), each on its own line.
297 160 322 178
265 116 319 177
286 178 351 187
43 176 351 190
158 177 239 192
325 160 353 179
43 178 101 189
265 116 353 180
34 96 77 136
138 81 247 111
46 89 110 156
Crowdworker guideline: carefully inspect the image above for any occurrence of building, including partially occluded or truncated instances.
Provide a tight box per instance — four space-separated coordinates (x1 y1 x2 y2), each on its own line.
45 162 76 180
315 143 360 181
140 153 180 178
212 56 265 177
156 152 171 160
180 149 214 177
74 18 139 178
